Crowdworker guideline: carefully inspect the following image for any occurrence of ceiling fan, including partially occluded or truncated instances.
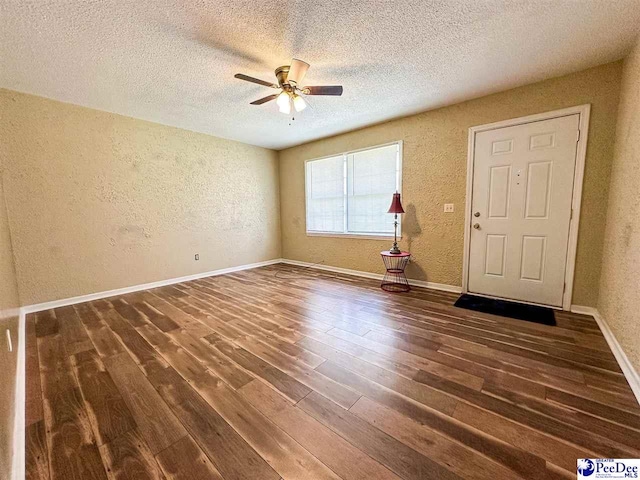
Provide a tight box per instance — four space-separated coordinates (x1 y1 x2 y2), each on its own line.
234 59 343 114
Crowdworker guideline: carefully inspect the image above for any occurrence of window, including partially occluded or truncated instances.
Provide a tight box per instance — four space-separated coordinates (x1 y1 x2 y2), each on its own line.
305 142 402 237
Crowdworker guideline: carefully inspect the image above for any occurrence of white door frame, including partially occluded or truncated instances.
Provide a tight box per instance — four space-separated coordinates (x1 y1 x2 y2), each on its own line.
462 104 591 311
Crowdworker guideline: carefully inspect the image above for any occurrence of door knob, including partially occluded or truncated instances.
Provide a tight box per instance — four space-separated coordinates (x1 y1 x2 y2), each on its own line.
473 223 481 229
474 212 480 217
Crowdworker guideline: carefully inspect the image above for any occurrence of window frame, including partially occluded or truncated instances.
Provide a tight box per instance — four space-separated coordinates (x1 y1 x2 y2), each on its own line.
304 140 403 239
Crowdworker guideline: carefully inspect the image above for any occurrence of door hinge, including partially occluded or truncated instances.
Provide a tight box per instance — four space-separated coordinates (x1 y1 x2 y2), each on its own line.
563 282 567 293
576 129 581 143
570 208 574 219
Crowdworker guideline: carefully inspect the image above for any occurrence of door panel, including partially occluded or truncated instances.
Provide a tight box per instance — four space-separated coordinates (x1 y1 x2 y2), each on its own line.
524 161 552 218
488 166 511 218
468 114 579 307
485 235 507 276
520 236 546 281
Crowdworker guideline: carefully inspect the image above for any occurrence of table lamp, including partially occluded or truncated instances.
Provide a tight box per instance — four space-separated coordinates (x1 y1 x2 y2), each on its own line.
387 192 405 254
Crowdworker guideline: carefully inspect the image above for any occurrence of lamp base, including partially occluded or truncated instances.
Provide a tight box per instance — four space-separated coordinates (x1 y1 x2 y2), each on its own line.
389 244 401 255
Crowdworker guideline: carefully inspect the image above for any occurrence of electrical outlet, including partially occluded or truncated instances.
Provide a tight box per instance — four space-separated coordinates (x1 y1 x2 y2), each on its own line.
444 203 454 213
195 254 199 261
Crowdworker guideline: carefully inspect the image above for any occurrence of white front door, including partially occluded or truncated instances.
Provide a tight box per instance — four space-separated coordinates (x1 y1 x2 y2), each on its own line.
468 114 580 307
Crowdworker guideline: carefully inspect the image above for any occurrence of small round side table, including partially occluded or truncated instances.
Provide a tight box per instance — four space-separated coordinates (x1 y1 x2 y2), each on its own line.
380 251 411 292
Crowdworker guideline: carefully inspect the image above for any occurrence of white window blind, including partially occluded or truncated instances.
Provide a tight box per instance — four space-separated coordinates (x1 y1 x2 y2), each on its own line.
305 155 345 233
305 142 402 237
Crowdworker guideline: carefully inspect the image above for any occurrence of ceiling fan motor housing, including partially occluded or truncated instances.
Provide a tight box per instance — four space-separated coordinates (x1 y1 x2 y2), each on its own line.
275 66 291 89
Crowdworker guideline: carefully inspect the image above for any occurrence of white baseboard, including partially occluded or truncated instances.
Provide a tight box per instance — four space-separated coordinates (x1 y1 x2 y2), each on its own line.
280 259 462 294
569 305 597 316
571 304 640 405
12 309 25 480
22 258 284 314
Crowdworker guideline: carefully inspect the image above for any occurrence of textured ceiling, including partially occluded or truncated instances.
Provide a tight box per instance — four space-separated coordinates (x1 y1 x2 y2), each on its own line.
1 1 640 150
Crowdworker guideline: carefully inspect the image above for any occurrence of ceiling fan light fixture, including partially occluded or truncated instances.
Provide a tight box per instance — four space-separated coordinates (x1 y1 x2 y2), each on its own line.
288 59 310 85
276 91 291 114
235 59 343 114
293 94 307 112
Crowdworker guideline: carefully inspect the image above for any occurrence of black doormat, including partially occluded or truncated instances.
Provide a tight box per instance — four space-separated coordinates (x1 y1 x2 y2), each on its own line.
454 294 556 326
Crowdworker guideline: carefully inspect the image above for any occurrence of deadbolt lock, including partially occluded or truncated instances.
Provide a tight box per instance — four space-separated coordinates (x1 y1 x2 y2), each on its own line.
474 212 480 217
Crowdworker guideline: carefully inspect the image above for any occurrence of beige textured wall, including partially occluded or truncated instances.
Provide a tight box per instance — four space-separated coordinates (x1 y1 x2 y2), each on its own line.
0 152 20 478
279 61 622 306
599 37 640 371
0 154 20 314
0 89 281 305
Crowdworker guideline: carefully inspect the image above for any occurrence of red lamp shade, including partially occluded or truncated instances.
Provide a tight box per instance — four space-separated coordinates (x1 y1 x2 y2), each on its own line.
387 192 405 214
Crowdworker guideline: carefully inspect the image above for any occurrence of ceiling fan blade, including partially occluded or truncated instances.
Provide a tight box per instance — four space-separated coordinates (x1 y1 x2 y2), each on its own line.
234 73 277 88
304 85 343 96
288 58 310 85
250 94 278 105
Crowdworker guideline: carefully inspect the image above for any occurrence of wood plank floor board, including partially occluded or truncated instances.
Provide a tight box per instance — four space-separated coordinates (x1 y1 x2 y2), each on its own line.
299 391 464 480
298 333 422 380
349 396 523 480
482 369 547 399
365 328 587 383
54 305 94 356
411 368 638 458
25 420 49 480
166 327 255 389
452 402 598 473
111 298 148 328
227 316 327 368
38 333 108 480
139 291 214 337
134 323 209 383
312 338 459 415
98 428 165 480
379 326 562 372
155 435 225 480
102 352 187 455
26 314 44 426
300 305 406 336
545 387 640 424
146 290 240 339
231 333 361 409
438 343 638 407
27 264 640 480
147 365 281 480
74 303 127 359
438 342 585 383
70 349 137 446
98 306 169 375
300 332 485 397
480 382 640 454
190 371 343 480
239 379 403 480
316 360 548 479
371 301 605 350
396 313 620 368
35 309 59 338
224 313 305 343
360 305 577 344
126 295 181 333
203 332 313 403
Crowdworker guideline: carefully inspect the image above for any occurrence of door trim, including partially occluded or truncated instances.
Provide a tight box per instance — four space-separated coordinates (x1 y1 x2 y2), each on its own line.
462 104 591 311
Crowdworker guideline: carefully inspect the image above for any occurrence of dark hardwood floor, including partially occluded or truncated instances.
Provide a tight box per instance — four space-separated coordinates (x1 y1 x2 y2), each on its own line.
25 264 640 479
